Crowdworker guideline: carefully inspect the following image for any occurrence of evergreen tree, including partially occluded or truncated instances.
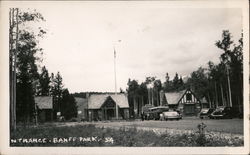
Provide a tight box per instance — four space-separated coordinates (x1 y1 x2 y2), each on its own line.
173 73 179 88
38 66 50 96
61 89 77 120
51 72 64 116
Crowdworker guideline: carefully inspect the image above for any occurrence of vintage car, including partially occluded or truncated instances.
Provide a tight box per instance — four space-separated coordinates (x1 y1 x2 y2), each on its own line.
199 108 214 119
162 111 182 121
209 106 233 119
143 106 169 120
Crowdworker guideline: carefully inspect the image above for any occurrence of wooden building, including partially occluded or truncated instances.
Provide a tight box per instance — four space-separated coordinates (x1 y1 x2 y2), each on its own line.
165 89 201 116
87 93 129 121
35 96 53 122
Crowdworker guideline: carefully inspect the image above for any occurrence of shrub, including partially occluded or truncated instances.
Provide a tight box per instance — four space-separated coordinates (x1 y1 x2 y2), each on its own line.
10 124 243 147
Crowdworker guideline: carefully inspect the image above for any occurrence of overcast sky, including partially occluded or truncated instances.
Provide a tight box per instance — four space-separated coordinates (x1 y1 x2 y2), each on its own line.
33 3 242 93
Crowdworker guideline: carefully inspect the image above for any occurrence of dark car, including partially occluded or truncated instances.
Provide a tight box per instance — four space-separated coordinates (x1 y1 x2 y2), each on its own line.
143 106 169 120
199 108 214 119
209 106 233 119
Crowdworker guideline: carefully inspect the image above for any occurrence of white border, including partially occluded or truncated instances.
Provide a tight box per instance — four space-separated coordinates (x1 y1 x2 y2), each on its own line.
0 1 249 155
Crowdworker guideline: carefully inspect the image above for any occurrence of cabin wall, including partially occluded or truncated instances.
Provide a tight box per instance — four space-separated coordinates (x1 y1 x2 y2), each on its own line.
38 109 53 122
87 108 129 121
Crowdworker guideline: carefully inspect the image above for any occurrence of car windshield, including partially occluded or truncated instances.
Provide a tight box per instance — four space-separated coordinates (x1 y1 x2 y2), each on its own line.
201 109 209 113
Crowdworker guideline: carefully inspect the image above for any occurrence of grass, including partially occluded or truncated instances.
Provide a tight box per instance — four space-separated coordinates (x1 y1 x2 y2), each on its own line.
10 124 243 147
94 118 243 134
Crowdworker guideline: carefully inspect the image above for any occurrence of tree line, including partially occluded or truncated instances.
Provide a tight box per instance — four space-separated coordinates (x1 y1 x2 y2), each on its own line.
9 9 77 127
127 30 243 117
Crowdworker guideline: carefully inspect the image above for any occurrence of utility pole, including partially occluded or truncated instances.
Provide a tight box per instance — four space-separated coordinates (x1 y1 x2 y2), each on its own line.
114 47 118 119
113 40 121 119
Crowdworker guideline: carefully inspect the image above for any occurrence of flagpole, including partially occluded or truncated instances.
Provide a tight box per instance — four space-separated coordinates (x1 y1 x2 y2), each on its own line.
114 46 118 119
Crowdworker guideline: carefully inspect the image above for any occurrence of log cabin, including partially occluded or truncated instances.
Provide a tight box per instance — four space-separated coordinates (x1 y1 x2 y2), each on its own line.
87 93 129 121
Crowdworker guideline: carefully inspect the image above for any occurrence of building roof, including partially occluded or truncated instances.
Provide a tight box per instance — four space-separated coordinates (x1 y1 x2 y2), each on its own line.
200 97 208 103
75 97 88 110
165 90 186 105
35 96 53 109
88 93 129 109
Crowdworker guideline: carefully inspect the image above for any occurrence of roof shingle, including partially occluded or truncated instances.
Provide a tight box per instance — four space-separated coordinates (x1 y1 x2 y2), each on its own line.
88 93 129 109
35 96 53 109
75 97 88 111
164 90 185 105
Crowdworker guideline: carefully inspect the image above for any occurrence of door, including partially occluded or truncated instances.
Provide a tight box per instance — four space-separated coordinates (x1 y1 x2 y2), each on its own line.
106 108 115 120
184 104 195 115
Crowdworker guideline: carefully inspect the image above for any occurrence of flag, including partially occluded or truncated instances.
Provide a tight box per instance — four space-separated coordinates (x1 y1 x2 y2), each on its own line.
114 48 116 58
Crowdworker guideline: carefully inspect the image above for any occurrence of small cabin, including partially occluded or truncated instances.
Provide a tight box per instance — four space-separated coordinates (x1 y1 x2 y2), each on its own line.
35 96 53 122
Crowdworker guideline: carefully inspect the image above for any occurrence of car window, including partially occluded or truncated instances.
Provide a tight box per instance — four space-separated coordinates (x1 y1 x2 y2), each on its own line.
164 112 178 115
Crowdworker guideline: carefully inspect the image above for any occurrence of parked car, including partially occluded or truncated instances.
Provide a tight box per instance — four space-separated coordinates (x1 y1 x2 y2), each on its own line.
162 111 182 121
143 106 169 120
209 106 233 119
199 108 214 119
142 104 154 120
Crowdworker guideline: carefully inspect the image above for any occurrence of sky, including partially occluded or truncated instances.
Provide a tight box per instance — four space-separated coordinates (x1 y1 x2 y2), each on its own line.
31 2 242 93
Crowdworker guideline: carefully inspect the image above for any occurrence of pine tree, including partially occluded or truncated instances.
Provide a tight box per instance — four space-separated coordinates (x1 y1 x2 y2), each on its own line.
38 66 50 96
51 72 64 117
61 89 77 120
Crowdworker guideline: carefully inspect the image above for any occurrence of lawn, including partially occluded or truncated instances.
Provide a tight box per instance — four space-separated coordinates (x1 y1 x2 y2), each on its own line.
10 123 243 147
92 118 243 134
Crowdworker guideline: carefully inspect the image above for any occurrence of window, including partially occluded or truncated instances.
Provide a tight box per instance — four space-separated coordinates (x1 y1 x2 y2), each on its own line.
186 93 192 101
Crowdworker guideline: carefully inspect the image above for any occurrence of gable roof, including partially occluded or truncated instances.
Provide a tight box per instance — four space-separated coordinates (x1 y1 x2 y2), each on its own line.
164 90 186 105
88 93 129 109
35 96 53 109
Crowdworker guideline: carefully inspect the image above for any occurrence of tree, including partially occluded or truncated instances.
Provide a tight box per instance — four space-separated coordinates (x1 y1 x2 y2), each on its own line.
10 8 46 124
153 79 162 106
127 79 140 117
60 89 77 120
38 66 50 96
186 67 209 99
215 30 243 114
173 73 179 88
165 73 170 84
163 72 173 92
51 72 64 118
